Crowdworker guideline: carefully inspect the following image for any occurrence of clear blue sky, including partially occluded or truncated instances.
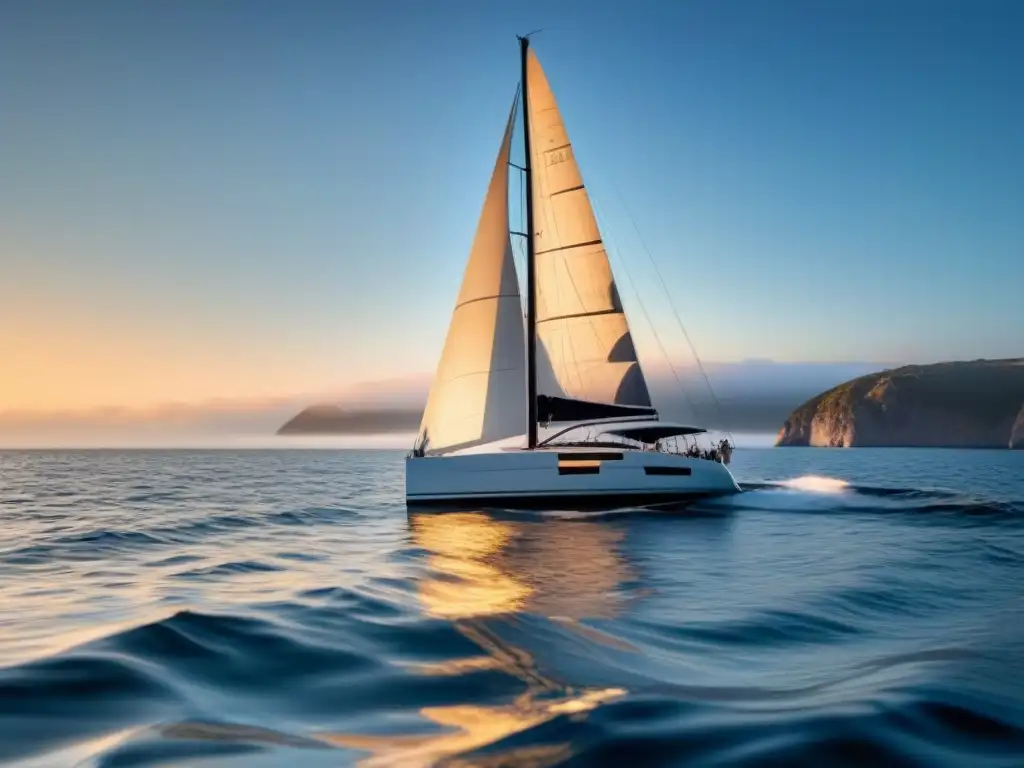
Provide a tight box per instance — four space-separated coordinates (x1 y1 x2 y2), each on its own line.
1 0 1021 409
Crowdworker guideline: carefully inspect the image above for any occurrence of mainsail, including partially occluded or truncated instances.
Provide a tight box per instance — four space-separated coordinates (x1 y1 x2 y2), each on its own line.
416 97 527 454
525 49 653 410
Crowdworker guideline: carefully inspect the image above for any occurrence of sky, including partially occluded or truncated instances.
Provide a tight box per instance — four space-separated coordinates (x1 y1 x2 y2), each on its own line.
1 0 1021 413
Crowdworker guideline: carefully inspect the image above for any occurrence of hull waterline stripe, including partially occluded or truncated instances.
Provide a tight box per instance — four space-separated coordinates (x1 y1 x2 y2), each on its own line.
406 489 737 510
406 486 739 502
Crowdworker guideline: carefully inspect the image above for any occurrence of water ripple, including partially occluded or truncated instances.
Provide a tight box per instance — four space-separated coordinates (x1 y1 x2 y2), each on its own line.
0 448 1022 766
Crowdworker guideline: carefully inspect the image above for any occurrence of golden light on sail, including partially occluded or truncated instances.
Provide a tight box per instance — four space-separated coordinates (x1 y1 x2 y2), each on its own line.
525 49 652 407
415 96 529 455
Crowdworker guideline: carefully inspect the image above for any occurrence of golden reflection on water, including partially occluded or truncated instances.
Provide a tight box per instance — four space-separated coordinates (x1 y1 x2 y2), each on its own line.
412 511 634 621
413 512 533 619
324 511 636 767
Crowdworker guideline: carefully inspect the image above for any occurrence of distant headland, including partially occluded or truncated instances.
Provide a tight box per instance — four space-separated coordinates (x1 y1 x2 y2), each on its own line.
276 405 420 435
775 359 1024 449
273 361 897 438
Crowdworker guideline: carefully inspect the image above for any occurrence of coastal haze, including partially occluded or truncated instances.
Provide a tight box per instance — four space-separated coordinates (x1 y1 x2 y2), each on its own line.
6 358 1022 450
0 376 429 449
0 360 890 448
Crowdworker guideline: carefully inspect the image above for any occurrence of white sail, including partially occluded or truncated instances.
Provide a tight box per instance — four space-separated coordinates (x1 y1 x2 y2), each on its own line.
416 98 527 454
526 50 652 408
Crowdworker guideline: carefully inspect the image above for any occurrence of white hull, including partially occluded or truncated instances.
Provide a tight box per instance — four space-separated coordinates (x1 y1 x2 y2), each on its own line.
406 446 741 508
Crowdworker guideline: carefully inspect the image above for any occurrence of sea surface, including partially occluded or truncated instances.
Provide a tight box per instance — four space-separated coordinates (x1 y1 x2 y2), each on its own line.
1 448 1023 767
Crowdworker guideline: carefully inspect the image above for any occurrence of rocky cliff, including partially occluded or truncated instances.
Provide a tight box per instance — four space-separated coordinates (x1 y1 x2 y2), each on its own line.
277 405 421 435
1011 405 1024 450
775 359 1024 448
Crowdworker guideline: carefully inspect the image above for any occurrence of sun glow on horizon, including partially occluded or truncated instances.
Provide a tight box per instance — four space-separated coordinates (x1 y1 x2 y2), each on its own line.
0 314 420 412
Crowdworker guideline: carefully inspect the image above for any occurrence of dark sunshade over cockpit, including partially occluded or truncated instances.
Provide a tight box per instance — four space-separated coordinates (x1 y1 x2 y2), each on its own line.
603 423 706 444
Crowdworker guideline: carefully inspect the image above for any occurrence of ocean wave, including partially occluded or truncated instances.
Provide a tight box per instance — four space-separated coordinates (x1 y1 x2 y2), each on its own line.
1 449 1022 766
728 480 1023 521
2 607 1021 767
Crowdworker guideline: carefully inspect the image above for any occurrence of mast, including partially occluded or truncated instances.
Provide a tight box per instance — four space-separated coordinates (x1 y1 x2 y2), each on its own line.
519 34 538 450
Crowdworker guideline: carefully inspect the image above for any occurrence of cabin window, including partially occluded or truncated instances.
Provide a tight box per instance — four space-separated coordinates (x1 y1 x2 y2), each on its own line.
556 452 622 461
644 466 692 476
558 465 601 475
558 458 602 475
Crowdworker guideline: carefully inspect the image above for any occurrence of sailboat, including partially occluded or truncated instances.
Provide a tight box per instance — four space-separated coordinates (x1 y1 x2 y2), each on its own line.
406 36 741 507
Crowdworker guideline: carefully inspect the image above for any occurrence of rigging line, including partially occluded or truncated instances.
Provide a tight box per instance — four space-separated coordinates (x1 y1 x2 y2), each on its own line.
592 190 695 418
511 166 527 310
520 176 527 287
607 181 733 442
508 86 528 316
520 163 528 316
590 193 662 397
590 191 699 421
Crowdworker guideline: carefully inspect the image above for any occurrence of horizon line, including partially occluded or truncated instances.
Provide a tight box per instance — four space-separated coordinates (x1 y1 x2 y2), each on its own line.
0 359 914 419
